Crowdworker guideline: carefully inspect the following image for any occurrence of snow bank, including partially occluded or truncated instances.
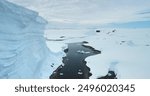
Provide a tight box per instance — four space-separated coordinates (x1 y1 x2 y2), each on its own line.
84 29 150 79
0 0 61 78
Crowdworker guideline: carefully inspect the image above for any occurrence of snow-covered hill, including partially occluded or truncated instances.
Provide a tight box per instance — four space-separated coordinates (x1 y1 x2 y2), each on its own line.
0 0 62 78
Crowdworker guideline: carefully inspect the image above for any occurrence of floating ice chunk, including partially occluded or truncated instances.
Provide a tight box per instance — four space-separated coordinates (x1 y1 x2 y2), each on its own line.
59 73 64 76
78 72 83 75
78 69 83 75
107 73 112 76
77 50 90 54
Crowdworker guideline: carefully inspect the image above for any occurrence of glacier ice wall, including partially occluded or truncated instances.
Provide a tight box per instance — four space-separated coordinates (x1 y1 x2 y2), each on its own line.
0 0 57 78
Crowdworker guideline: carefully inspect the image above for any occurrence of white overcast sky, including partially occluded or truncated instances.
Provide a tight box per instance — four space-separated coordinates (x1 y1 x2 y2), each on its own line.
7 0 150 25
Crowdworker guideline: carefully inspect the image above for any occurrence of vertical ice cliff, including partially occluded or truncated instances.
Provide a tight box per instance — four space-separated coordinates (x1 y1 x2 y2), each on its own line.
0 0 56 78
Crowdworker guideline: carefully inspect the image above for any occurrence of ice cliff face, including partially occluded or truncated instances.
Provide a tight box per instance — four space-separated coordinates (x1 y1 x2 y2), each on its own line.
0 0 56 78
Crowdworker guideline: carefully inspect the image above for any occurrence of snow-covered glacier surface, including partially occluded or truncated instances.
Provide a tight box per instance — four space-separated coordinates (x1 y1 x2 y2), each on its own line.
0 0 63 79
45 28 150 79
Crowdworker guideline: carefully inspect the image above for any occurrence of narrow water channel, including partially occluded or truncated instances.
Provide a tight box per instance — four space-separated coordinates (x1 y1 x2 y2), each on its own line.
50 42 101 79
